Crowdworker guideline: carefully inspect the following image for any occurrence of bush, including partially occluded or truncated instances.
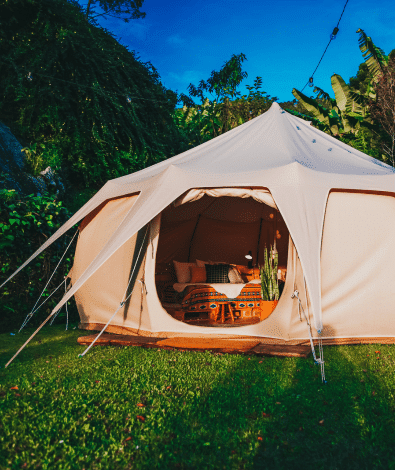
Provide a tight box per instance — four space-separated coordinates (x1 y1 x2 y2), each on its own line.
0 189 79 332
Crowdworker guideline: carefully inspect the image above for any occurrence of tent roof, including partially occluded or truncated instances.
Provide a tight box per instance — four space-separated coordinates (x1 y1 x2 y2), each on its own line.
110 102 393 189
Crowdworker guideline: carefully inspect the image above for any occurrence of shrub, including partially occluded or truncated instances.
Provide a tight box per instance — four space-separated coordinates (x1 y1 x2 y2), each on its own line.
0 189 79 332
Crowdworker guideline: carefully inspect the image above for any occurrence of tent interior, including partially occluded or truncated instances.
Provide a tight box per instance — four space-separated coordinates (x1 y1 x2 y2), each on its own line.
154 190 289 326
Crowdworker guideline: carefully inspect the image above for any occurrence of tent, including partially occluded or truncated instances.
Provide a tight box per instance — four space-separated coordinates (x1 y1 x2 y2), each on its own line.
5 102 395 343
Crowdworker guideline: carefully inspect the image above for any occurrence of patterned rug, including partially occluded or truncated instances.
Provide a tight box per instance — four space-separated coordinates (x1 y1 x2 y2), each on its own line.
181 284 262 313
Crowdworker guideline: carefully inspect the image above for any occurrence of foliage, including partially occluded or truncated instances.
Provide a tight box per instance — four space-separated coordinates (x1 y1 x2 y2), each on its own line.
369 57 395 166
188 53 248 103
0 0 185 188
84 0 145 22
0 189 78 333
178 55 277 149
260 246 279 302
291 29 394 162
356 28 388 95
2 327 395 469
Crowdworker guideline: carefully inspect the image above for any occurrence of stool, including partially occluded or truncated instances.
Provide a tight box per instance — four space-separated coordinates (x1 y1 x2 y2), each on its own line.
216 303 235 323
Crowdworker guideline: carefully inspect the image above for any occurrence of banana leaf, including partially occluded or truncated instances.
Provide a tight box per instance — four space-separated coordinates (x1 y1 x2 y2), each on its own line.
292 89 331 127
357 28 388 80
331 74 349 112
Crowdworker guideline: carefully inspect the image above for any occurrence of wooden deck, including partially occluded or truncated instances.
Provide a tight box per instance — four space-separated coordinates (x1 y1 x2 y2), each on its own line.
77 333 312 357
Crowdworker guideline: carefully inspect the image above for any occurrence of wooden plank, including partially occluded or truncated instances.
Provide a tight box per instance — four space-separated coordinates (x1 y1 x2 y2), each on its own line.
77 334 165 346
251 343 311 358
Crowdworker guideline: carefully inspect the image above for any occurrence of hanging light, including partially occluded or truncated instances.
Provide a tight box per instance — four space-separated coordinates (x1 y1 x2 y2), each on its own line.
126 95 132 104
330 27 339 40
27 72 33 82
245 251 253 269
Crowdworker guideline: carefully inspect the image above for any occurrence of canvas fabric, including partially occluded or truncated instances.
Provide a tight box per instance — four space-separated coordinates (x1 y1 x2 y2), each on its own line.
5 102 395 338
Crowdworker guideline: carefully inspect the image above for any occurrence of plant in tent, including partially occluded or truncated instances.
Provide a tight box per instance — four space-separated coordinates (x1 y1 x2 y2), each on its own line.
260 246 279 302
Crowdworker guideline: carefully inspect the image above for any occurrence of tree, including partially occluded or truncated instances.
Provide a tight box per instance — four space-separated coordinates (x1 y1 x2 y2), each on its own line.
0 0 184 188
178 55 277 148
85 0 145 22
188 53 248 103
370 57 395 166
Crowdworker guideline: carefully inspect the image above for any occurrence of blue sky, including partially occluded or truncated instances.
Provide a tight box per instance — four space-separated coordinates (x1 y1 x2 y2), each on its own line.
78 0 395 103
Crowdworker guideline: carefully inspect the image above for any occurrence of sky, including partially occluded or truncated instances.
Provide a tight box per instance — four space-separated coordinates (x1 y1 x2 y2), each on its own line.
77 0 395 103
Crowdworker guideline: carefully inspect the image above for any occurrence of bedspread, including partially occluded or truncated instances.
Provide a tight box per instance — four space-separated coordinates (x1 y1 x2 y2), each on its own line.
181 283 263 313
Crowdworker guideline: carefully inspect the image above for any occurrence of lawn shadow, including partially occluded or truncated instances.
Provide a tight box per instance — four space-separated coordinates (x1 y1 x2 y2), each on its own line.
250 337 395 470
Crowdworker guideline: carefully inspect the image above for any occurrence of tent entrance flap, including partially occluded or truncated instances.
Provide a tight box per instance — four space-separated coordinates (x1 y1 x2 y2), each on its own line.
174 187 278 210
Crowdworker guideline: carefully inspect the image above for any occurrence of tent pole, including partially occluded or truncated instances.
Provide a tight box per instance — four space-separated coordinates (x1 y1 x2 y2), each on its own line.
186 196 221 262
187 214 201 262
256 218 263 267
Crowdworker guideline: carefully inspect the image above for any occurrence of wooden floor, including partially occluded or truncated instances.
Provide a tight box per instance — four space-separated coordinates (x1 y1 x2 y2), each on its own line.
77 333 311 357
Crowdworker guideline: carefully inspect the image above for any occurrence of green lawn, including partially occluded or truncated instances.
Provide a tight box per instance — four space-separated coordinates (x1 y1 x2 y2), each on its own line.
1 325 395 470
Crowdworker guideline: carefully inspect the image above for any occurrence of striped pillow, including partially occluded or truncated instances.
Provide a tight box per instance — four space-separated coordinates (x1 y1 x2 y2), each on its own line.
205 264 230 283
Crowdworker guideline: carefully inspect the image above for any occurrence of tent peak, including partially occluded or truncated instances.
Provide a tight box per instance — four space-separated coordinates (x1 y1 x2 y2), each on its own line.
270 101 282 110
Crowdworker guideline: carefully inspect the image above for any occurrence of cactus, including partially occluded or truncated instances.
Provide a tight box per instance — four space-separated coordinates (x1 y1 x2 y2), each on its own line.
260 245 280 301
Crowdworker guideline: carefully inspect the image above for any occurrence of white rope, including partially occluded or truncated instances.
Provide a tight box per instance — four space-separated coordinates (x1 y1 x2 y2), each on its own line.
19 229 79 331
291 289 327 383
78 226 149 358
48 278 70 329
21 277 66 330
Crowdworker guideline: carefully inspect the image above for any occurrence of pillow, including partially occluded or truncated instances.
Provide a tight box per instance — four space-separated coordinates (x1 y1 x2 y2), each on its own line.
205 263 230 283
196 259 227 266
173 260 197 283
234 265 251 283
228 266 244 284
189 266 207 283
196 259 210 268
235 264 251 274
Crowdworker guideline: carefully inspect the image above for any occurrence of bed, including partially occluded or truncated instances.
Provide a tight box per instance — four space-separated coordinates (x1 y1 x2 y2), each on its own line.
155 263 286 324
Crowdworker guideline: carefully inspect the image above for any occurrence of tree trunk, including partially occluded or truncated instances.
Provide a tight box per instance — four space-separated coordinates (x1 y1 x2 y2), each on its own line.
85 0 93 18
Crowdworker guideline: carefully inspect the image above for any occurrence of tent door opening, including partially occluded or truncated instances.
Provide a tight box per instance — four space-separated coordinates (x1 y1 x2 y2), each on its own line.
154 189 290 327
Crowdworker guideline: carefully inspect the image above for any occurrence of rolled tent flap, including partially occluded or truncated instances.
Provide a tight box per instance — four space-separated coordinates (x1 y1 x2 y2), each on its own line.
174 188 278 209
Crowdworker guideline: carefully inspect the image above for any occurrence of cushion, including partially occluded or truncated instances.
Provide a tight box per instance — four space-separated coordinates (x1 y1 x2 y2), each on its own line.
173 260 197 283
235 265 252 283
228 266 244 284
235 264 251 274
205 263 230 283
196 259 227 267
189 266 207 283
196 259 210 268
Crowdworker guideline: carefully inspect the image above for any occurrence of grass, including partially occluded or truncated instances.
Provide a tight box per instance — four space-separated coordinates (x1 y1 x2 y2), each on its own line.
1 326 395 469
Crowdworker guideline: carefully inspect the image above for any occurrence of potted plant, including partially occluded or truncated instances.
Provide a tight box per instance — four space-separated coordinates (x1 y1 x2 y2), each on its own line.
259 246 279 320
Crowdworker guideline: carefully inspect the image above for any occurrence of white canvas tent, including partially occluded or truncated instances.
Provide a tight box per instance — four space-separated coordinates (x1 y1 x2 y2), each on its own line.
5 102 395 343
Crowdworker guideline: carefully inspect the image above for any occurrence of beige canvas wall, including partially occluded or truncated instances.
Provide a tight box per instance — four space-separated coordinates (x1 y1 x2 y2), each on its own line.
71 194 151 332
320 191 395 338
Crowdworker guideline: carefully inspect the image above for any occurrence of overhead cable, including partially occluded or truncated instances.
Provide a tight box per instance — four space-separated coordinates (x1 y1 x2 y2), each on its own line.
301 0 350 92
